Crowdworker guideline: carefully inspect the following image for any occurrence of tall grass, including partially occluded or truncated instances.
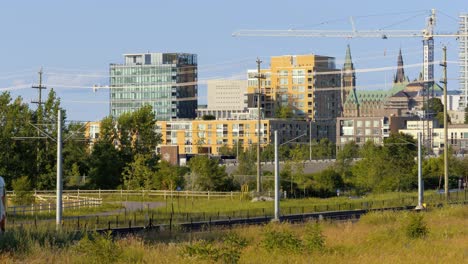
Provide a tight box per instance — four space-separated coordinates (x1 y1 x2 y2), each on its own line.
0 205 466 263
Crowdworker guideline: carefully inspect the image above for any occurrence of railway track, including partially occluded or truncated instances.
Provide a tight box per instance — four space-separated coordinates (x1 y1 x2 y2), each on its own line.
96 205 417 236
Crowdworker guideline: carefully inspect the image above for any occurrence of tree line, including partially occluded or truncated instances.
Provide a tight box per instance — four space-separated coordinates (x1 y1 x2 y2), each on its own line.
2 91 467 196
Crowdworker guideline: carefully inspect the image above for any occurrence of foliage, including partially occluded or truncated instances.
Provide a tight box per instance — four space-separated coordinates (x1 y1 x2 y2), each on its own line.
182 233 248 264
311 168 343 197
304 222 325 251
334 141 358 184
262 225 303 252
87 141 124 189
188 155 234 191
218 144 236 157
152 161 185 190
11 176 34 205
122 154 156 190
201 114 216 120
73 232 122 264
405 213 429 239
275 105 293 118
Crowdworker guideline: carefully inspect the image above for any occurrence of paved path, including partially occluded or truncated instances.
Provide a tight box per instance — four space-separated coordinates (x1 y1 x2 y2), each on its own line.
75 201 165 218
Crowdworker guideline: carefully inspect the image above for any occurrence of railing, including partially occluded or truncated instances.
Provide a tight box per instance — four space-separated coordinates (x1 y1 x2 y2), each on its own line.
7 196 102 215
7 190 242 200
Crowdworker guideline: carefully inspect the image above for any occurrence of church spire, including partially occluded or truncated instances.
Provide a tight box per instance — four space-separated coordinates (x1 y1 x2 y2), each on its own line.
394 48 405 83
344 44 354 71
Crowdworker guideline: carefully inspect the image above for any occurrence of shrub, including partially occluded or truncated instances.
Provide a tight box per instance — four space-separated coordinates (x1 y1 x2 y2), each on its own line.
182 240 219 261
73 232 122 264
262 227 303 252
11 176 34 205
182 233 248 264
405 213 429 239
304 222 325 251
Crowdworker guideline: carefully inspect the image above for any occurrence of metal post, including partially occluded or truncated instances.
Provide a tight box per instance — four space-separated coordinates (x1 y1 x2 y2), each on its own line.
309 121 312 161
56 109 63 228
416 132 424 210
274 130 280 221
256 58 262 194
442 46 449 201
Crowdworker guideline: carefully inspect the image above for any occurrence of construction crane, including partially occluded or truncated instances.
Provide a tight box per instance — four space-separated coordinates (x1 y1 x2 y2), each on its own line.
233 9 465 90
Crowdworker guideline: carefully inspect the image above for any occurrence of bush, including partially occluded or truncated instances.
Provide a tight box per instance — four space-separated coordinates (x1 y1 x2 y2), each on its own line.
262 226 302 252
182 233 248 264
11 176 34 205
405 213 429 239
73 232 122 264
304 222 325 251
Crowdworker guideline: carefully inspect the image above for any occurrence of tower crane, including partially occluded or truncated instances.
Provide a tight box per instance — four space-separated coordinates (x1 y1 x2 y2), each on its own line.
233 9 468 152
233 9 465 93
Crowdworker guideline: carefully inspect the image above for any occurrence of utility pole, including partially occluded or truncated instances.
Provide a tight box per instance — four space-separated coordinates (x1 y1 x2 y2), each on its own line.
31 68 47 108
56 110 63 229
415 132 424 210
256 58 263 194
274 130 280 221
441 45 449 200
309 121 312 161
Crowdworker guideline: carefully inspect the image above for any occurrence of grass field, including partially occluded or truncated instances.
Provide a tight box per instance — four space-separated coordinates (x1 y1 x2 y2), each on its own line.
7 190 466 230
0 205 466 263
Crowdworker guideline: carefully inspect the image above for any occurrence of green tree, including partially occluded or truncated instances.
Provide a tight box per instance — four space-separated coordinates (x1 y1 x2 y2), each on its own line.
66 163 83 188
87 141 123 189
201 115 216 120
235 148 256 177
152 161 185 190
122 154 155 190
188 155 233 191
311 168 343 197
334 141 358 185
275 105 293 118
218 145 236 156
11 176 34 205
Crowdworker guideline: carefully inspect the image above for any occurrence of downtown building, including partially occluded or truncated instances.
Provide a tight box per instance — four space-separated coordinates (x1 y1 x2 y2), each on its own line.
196 80 248 119
110 52 197 120
247 54 342 141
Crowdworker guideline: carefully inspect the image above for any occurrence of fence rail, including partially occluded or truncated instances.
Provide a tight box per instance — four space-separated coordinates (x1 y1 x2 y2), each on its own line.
7 196 102 215
7 189 243 200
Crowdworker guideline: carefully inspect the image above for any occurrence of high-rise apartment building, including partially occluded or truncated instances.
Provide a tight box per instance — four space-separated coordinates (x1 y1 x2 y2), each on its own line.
247 54 341 120
110 52 197 120
459 14 468 110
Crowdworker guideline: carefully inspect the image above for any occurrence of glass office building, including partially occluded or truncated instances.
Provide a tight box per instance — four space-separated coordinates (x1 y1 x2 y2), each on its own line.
110 53 197 120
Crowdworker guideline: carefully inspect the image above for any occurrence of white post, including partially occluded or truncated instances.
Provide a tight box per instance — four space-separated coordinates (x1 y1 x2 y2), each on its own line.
274 130 280 221
416 132 424 210
56 109 63 228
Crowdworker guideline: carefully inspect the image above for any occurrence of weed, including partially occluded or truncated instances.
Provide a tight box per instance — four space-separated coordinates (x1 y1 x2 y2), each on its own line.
405 213 429 239
261 225 303 253
73 231 122 264
304 222 325 251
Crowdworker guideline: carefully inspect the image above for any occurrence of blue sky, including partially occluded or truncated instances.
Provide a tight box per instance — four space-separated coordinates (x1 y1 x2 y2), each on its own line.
0 0 466 121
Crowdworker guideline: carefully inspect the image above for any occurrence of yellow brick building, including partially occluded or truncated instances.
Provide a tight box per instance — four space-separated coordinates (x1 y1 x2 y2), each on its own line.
247 54 341 120
156 119 313 155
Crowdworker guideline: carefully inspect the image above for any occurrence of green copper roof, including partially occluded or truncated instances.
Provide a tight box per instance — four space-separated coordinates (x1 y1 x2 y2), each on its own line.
343 44 353 70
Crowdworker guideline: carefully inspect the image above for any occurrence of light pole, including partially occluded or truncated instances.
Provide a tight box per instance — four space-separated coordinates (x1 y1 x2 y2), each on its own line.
274 130 280 221
415 132 424 210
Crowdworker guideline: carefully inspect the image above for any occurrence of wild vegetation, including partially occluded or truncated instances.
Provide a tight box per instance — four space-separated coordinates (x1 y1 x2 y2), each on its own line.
0 205 466 263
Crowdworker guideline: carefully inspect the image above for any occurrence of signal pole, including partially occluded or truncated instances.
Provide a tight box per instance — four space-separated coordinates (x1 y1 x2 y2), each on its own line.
256 58 263 194
441 46 449 200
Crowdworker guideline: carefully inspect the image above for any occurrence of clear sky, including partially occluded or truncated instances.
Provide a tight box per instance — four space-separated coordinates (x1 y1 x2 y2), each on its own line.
0 0 466 121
